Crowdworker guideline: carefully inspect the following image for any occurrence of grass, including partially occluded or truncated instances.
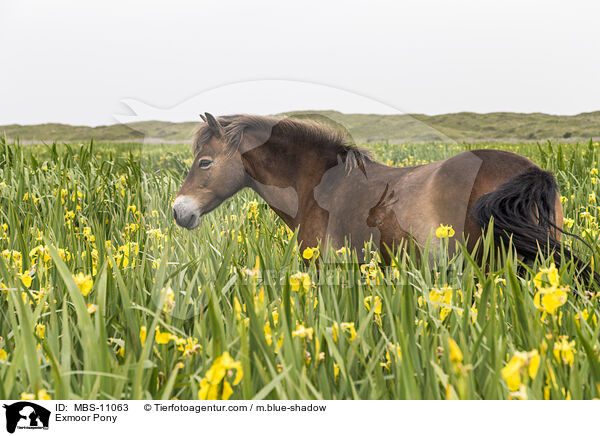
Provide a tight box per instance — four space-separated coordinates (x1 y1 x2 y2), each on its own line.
0 138 599 400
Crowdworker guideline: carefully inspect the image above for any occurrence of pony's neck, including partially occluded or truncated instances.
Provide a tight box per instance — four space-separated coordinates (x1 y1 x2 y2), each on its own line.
241 137 337 229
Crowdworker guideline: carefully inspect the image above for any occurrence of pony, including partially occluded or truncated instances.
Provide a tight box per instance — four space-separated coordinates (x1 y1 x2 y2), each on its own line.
173 113 572 269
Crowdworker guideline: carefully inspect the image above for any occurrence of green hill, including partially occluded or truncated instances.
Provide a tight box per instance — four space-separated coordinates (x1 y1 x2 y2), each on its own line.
2 111 599 143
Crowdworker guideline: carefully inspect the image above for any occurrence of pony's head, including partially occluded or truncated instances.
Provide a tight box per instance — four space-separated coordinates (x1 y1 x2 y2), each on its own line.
172 113 248 229
173 112 365 230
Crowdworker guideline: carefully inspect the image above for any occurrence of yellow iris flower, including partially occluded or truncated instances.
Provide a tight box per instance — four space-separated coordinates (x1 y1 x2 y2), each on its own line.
198 351 243 400
73 272 93 296
501 350 540 392
302 247 319 260
533 264 569 316
290 272 312 292
364 296 382 314
435 224 455 239
553 336 576 366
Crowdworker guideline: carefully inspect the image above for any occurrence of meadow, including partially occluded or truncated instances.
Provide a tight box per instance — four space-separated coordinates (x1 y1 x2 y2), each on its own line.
0 137 599 400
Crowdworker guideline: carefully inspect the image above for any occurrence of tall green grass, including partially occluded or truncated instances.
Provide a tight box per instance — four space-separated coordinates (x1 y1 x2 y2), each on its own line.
0 137 599 399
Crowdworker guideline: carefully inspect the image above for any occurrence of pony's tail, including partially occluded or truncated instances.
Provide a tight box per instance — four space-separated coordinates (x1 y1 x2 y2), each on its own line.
472 166 598 285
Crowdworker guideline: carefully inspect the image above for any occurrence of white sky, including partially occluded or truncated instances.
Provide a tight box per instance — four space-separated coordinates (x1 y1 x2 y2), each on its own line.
1 0 599 126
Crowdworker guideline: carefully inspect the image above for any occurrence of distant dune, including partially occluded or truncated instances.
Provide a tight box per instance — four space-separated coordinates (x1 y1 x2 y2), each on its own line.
2 110 599 143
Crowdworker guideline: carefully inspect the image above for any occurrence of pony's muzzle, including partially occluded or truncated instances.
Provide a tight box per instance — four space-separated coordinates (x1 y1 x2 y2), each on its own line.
172 196 201 230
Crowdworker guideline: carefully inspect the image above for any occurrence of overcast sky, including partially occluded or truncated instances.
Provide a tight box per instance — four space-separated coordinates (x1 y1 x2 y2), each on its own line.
1 0 599 126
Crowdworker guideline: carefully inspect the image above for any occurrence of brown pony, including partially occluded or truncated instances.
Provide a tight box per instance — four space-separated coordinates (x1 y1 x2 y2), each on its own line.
173 113 566 265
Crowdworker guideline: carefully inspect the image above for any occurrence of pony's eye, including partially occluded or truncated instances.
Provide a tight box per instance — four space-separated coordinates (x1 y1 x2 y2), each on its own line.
198 159 214 169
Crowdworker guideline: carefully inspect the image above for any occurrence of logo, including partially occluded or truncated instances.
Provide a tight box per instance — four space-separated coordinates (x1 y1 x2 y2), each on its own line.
2 402 50 434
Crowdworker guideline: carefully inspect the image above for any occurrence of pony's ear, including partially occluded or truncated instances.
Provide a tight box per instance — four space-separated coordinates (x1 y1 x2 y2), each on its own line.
204 112 225 138
199 113 207 122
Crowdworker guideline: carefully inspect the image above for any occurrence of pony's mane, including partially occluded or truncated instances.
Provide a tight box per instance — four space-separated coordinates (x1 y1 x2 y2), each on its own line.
193 114 371 170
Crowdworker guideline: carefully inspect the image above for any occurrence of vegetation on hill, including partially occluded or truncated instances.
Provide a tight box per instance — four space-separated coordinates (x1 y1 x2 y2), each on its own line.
2 111 599 143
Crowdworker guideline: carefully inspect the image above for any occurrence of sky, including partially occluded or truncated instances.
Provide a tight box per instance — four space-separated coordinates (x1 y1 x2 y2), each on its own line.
1 0 599 126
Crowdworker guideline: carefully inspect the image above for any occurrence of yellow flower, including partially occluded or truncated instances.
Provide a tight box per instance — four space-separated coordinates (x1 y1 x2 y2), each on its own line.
563 217 575 229
494 276 506 286
292 323 314 340
302 247 319 260
124 223 139 233
448 338 463 364
35 323 46 338
435 224 455 239
116 242 139 268
64 210 76 225
127 205 136 214
147 228 165 240
275 335 283 354
178 337 202 357
533 285 569 316
21 390 50 400
140 326 147 345
290 272 312 292
37 389 51 400
0 349 7 360
575 308 597 326
501 350 540 392
508 384 528 400
29 245 51 263
82 226 95 242
332 322 357 342
360 261 379 283
87 303 98 314
364 296 382 315
246 201 259 220
0 223 8 240
19 271 32 288
334 363 340 380
233 296 243 320
419 286 461 321
155 327 177 344
340 322 356 341
534 264 560 289
528 350 540 379
335 247 347 255
553 336 576 366
533 264 569 316
198 351 243 400
73 272 93 296
501 355 524 391
379 343 402 370
264 322 273 345
380 350 393 370
332 323 339 343
254 287 265 307
160 286 175 313
116 346 125 358
58 248 71 262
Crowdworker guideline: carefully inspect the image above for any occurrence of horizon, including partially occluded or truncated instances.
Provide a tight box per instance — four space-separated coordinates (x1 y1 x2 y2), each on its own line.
3 109 600 129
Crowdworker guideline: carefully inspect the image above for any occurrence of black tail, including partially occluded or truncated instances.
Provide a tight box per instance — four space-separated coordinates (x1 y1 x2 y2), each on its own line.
472 166 598 286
